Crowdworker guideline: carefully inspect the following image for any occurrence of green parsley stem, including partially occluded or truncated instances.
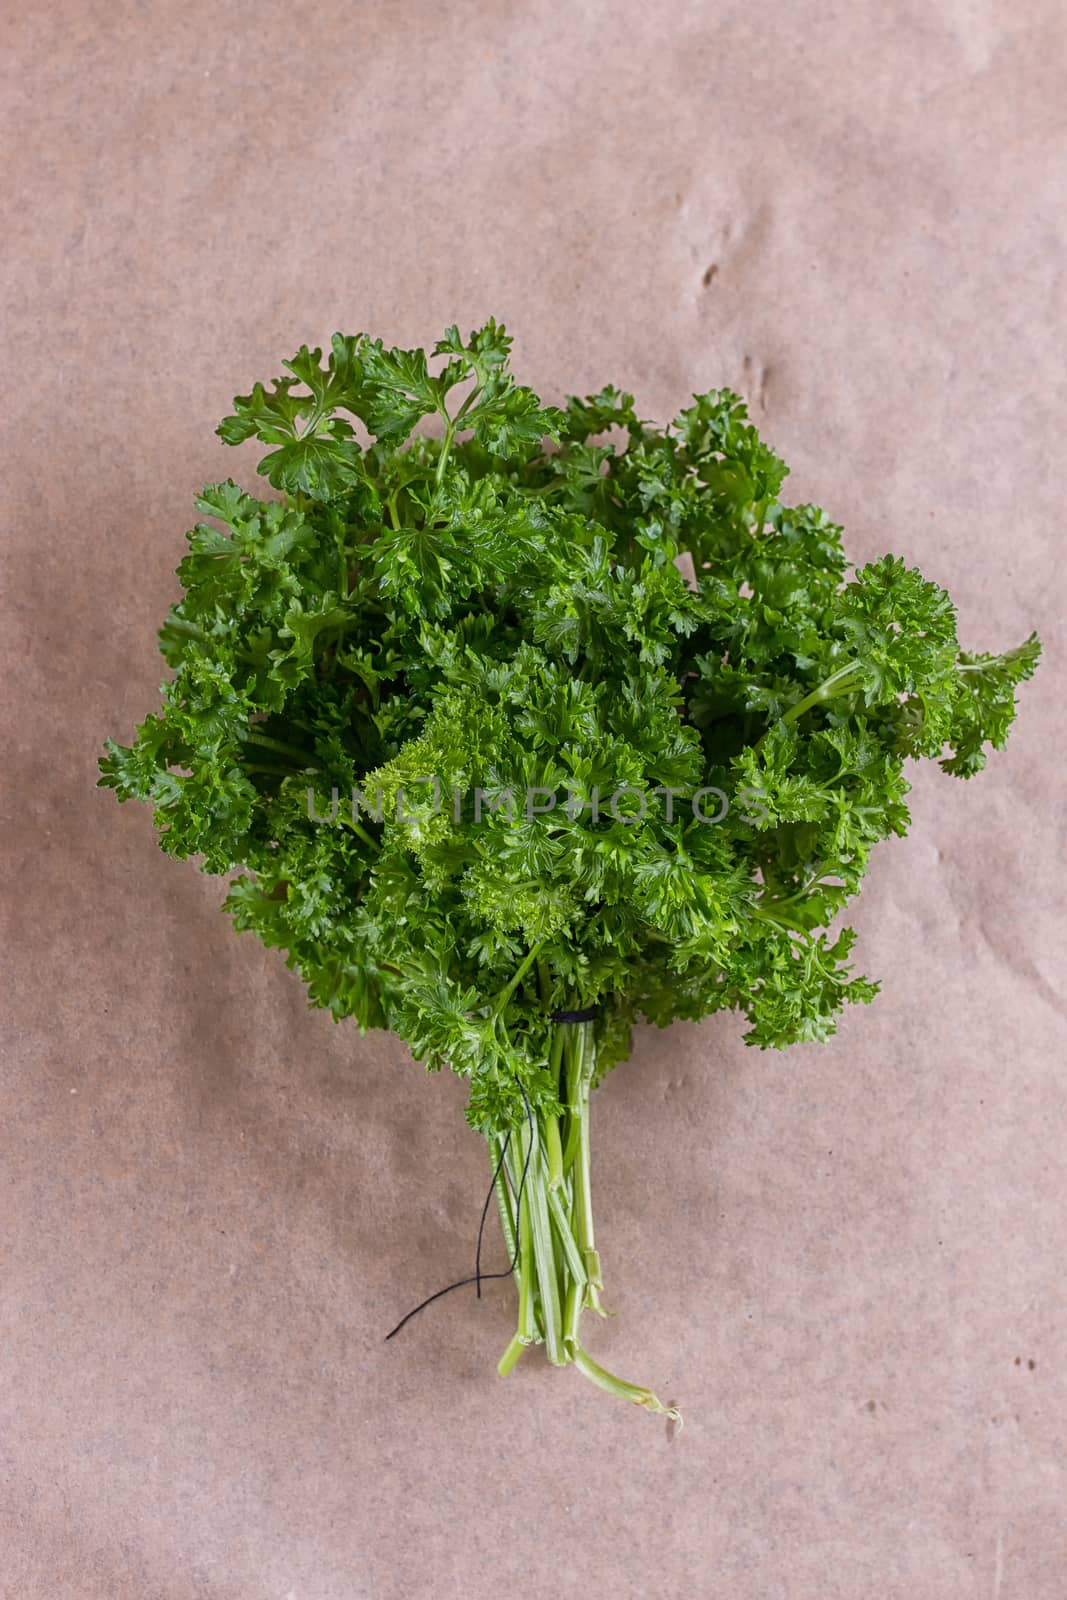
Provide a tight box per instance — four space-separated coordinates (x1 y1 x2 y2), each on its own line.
489 1132 517 1263
572 1348 681 1424
560 1025 584 1172
490 941 545 1018
544 1112 564 1189
244 730 318 762
753 660 863 751
547 1182 586 1285
508 1135 537 1346
574 1087 603 1310
434 418 456 487
346 817 380 851
527 1140 564 1364
779 661 862 727
453 383 481 425
492 1036 680 1420
496 1332 526 1376
563 1277 582 1353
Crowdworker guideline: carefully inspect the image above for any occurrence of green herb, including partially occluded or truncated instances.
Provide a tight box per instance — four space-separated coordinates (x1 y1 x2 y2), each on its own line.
101 321 1039 1422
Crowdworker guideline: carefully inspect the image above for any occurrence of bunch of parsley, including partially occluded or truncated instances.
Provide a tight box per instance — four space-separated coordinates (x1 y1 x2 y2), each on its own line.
101 321 1039 1420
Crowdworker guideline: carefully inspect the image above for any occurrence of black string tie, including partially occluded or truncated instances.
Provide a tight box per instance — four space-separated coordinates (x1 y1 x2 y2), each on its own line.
384 1007 598 1342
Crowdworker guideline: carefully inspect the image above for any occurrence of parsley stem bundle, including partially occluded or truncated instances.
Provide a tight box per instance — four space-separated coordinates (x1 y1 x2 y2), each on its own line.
485 1023 676 1416
101 321 1039 1422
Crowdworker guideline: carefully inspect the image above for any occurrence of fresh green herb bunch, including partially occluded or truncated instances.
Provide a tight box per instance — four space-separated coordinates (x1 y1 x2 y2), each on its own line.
101 321 1039 1419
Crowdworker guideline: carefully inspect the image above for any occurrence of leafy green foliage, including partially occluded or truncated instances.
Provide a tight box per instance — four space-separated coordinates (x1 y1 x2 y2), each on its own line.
101 321 1040 1134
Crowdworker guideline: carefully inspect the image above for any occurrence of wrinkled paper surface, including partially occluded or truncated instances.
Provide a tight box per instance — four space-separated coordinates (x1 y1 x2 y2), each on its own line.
3 2 1065 1595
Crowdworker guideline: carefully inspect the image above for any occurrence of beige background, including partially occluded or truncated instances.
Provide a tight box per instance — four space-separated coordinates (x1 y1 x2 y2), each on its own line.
3 2 1065 1596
